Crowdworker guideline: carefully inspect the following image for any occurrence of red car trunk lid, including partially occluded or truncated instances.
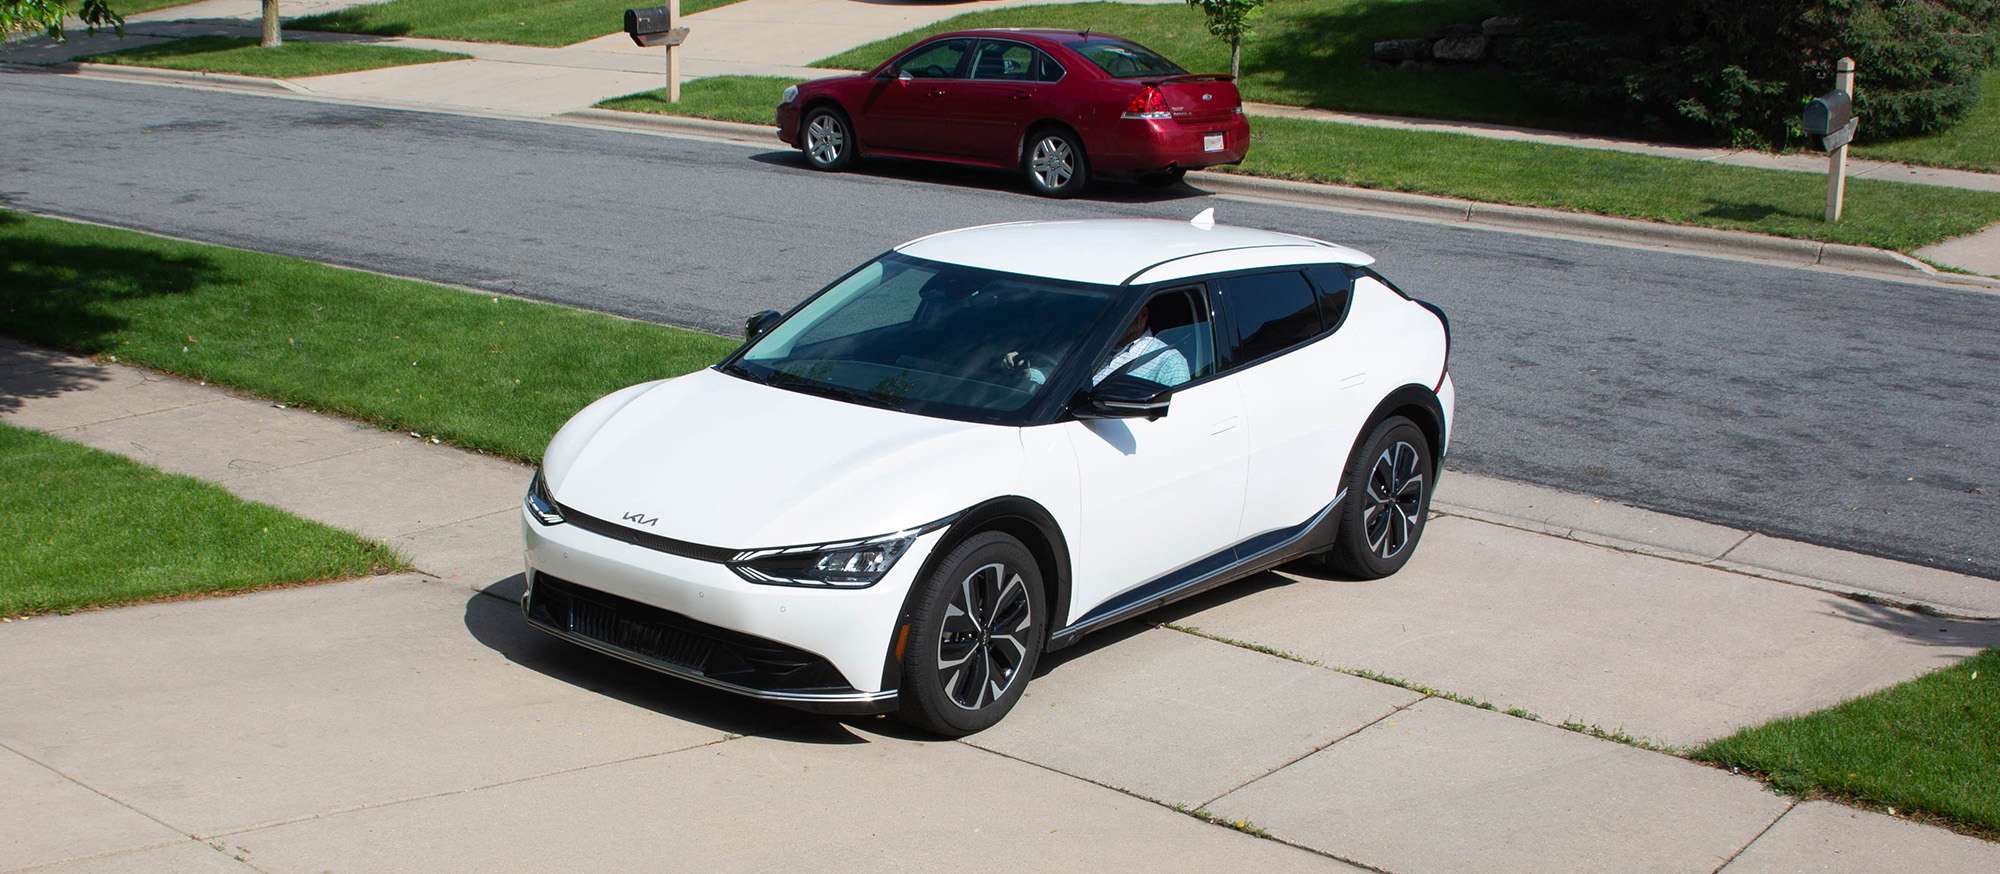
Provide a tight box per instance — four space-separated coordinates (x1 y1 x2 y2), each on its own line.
1148 75 1242 124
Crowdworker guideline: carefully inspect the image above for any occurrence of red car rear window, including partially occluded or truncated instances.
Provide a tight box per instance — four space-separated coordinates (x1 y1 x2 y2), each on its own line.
1066 37 1188 78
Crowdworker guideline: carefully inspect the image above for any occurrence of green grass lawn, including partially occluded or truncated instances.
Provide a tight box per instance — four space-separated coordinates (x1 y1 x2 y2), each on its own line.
1696 649 2000 837
598 75 2000 252
0 211 740 463
817 0 1998 173
1853 71 2000 174
597 75 794 125
816 0 1542 126
0 423 405 616
294 0 744 48
76 35 470 78
108 0 203 16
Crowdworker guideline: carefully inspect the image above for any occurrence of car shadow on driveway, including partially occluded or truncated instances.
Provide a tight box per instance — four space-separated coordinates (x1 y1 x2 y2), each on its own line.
747 151 1216 204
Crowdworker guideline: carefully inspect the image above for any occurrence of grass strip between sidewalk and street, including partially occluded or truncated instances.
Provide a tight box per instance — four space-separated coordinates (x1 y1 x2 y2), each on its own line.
0 210 740 463
0 423 406 616
294 0 744 49
1695 649 2000 838
597 76 2000 253
76 35 470 78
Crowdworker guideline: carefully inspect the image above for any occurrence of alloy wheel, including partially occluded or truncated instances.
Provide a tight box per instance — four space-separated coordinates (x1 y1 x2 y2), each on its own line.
1029 137 1074 190
1362 441 1425 559
806 115 846 166
936 561 1034 711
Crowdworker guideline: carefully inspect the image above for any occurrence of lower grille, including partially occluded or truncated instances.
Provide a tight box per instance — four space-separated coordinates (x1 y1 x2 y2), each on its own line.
526 573 853 694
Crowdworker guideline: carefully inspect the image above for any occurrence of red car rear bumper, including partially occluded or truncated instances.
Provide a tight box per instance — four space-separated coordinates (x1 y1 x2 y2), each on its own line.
1087 115 1250 172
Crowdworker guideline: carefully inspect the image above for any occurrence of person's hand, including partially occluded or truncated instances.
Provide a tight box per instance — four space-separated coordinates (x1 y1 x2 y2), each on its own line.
1002 351 1032 371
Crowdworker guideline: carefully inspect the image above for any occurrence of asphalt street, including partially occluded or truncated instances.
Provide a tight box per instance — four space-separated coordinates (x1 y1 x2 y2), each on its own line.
5 71 1997 580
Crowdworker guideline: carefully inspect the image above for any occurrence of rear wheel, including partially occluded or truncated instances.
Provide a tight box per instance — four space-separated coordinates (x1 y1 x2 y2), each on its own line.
1023 128 1088 198
895 531 1045 737
801 106 854 171
1321 416 1434 579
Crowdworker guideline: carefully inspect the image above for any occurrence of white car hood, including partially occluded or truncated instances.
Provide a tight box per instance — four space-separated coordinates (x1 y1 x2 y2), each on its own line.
549 368 1027 548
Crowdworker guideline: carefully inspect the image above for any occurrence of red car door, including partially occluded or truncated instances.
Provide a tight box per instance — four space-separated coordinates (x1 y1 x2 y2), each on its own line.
946 39 1060 165
851 38 973 156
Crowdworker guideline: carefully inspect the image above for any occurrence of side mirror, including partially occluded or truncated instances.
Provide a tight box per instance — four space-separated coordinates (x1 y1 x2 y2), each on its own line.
744 310 783 340
897 69 914 83
1076 375 1172 421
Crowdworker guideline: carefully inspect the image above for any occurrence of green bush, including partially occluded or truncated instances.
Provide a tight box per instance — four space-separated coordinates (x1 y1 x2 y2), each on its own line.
1497 0 2000 146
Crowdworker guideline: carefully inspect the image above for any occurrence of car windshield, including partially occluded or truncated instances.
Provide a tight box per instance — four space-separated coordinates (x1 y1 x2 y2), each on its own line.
1067 37 1187 78
726 253 1120 424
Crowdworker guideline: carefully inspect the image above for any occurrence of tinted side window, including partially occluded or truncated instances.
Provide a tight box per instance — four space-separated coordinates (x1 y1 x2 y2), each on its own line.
970 40 1036 81
1216 271 1322 367
1305 266 1355 332
898 39 972 79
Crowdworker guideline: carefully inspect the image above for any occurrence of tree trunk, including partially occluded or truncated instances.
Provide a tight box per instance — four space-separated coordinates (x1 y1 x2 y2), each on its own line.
1229 36 1240 80
261 0 281 47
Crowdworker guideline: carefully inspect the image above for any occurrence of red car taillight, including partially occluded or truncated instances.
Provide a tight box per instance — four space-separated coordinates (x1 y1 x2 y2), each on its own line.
1120 87 1171 120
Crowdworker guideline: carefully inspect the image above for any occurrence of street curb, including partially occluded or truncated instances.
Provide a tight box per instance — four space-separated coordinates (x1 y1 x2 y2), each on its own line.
558 107 778 145
1193 172 1999 290
60 61 308 95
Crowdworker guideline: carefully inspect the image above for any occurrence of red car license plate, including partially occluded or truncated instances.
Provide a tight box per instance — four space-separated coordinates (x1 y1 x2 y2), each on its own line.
1203 133 1224 152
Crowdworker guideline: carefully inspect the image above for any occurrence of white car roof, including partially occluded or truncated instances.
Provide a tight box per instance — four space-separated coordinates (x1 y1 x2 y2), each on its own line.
895 218 1375 287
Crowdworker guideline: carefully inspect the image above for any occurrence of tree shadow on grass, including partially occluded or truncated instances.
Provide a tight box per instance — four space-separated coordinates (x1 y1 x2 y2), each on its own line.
0 211 224 412
1246 0 1544 125
1700 200 1790 222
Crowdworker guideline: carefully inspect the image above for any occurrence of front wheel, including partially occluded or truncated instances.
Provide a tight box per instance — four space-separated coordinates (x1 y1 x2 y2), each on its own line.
801 107 854 171
895 531 1046 737
1023 129 1088 198
1320 416 1434 579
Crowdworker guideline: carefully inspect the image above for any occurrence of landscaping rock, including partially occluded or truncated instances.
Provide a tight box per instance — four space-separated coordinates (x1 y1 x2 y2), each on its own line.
1432 35 1489 62
1427 22 1481 40
1482 16 1521 36
1372 38 1430 62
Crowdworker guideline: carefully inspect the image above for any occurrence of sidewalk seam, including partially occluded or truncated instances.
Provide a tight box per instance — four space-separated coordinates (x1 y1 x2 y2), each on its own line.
1708 800 1799 874
198 735 741 840
953 739 1405 874
0 738 192 848
1191 703 1413 811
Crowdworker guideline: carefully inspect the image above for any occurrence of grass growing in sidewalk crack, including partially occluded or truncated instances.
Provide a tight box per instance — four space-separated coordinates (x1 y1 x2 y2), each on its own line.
0 210 740 462
76 36 470 79
0 423 406 614
1168 803 1271 838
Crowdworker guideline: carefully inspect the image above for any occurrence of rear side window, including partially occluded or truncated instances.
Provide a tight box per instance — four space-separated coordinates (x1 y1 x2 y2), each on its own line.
1215 271 1322 367
1305 267 1355 332
971 40 1041 82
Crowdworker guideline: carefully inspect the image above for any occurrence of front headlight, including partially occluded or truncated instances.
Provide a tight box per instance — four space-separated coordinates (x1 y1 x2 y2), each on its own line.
729 516 955 588
781 84 799 105
525 470 565 526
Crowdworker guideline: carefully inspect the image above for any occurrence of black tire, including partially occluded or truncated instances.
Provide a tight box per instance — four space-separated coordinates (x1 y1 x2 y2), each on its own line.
1321 416 1434 579
1022 128 1088 198
1137 167 1188 188
895 531 1046 737
801 106 854 172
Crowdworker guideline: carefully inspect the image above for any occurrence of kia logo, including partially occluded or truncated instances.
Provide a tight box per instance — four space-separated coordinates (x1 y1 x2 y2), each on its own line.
622 512 659 527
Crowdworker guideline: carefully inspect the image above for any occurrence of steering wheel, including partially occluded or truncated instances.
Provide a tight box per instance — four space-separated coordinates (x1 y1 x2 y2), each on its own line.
916 64 951 78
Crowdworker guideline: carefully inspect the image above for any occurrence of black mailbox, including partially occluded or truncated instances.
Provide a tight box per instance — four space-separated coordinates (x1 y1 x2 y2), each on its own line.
624 6 688 47
1802 90 1852 135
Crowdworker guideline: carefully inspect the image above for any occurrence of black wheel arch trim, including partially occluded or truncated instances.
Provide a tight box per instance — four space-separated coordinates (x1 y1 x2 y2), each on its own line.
878 495 1072 692
1354 384 1450 475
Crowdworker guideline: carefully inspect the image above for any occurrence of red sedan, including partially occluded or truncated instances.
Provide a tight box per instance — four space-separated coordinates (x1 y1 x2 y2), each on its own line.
775 29 1250 197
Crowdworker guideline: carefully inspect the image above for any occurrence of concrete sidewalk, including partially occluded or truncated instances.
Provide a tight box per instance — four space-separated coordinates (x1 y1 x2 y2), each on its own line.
4 336 1997 873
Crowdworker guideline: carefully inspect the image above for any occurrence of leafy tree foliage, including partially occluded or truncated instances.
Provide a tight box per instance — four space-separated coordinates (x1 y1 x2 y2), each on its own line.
1498 0 2000 146
2 0 122 40
1185 0 1266 79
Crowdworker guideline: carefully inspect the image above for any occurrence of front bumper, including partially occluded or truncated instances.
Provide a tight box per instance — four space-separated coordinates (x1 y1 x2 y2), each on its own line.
522 507 945 712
